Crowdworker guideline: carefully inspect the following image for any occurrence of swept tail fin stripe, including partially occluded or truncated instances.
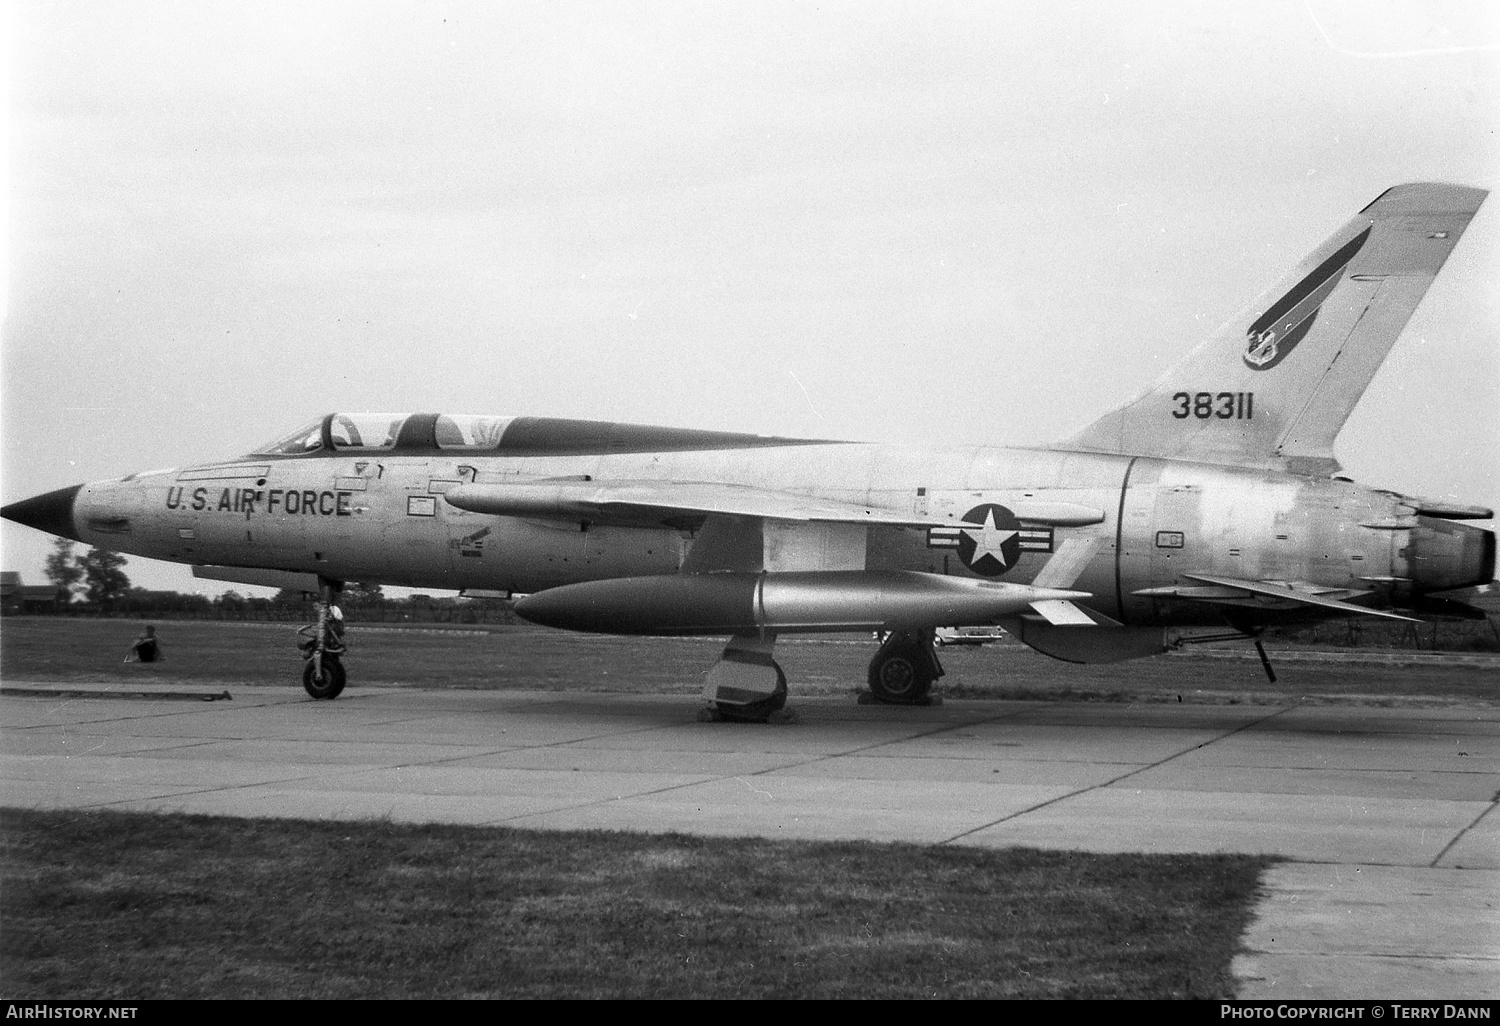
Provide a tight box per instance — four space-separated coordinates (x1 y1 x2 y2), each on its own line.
1246 225 1369 358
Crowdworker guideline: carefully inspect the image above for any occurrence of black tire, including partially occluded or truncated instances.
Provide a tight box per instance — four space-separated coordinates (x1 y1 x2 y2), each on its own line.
303 657 346 700
868 648 933 704
715 664 788 722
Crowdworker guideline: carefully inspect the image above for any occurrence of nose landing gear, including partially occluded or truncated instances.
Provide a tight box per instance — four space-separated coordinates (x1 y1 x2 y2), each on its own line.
302 653 346 700
298 578 347 700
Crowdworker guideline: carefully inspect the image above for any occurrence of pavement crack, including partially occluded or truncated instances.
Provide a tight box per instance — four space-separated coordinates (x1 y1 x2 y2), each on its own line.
735 777 775 799
724 704 1040 780
937 704 1296 845
1429 791 1499 868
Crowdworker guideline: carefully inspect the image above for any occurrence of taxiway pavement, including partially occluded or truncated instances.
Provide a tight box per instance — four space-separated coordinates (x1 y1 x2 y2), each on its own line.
2 682 1495 999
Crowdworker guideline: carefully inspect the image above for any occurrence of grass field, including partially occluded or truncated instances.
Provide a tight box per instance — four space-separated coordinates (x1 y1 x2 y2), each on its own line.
1 808 1273 1000
2 616 1496 706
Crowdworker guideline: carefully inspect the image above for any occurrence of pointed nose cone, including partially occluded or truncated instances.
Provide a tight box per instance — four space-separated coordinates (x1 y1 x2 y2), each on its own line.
1 485 83 541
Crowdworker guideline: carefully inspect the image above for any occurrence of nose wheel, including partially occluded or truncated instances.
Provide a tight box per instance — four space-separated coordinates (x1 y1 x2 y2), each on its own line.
303 657 346 699
299 577 348 700
867 628 943 704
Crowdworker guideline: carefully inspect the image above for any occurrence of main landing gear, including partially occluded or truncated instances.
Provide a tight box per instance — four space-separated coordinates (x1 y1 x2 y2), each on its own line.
298 578 347 700
700 628 946 721
701 634 788 722
867 628 944 705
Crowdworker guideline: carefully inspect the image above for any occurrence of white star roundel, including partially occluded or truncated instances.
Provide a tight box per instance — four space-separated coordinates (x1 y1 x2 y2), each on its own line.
956 504 1022 576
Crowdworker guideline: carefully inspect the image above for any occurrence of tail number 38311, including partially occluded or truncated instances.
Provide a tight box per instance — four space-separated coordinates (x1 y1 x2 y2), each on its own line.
1171 392 1254 420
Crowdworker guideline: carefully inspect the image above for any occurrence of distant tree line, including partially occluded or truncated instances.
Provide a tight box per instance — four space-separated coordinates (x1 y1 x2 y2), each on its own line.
1274 616 1499 654
24 539 515 624
43 539 130 609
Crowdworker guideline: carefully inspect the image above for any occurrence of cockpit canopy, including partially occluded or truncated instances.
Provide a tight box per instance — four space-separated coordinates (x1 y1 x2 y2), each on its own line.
250 412 828 460
253 413 517 455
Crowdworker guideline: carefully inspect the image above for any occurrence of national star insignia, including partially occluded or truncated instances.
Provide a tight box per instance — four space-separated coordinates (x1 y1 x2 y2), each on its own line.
961 508 1019 568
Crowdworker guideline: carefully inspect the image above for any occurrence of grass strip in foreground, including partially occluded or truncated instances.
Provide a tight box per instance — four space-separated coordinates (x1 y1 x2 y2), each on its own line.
1 808 1274 999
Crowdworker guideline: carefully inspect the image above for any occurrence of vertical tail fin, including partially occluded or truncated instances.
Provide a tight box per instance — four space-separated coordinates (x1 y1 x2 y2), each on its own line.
1057 183 1487 473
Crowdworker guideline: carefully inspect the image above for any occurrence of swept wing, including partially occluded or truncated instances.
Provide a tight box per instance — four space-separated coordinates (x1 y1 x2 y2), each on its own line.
444 480 1103 529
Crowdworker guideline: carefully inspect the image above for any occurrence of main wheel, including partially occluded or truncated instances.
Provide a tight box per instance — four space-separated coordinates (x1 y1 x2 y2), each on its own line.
868 649 933 704
303 657 346 700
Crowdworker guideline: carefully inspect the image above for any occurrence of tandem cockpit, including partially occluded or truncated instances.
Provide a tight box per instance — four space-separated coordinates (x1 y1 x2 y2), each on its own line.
250 412 819 460
253 413 517 457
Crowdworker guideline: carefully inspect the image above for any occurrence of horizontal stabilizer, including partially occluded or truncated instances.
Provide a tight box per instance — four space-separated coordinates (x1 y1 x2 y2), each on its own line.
1404 497 1494 521
1180 573 1419 622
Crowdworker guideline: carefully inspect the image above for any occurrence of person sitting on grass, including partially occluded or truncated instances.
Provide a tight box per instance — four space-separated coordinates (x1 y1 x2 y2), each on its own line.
126 625 162 663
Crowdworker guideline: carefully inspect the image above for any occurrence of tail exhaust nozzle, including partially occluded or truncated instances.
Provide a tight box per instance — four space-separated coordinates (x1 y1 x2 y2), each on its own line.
1408 517 1496 594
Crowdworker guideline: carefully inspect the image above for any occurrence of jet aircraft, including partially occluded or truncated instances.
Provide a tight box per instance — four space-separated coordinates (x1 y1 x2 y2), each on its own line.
4 183 1494 719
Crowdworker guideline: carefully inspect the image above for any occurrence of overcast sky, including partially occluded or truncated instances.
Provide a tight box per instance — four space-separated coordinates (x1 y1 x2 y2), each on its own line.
4 0 1497 596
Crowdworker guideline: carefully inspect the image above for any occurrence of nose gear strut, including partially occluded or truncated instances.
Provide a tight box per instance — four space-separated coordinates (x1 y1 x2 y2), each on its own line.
298 578 347 699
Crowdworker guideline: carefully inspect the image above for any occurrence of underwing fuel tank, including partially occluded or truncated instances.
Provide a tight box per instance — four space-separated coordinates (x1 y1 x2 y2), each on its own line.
514 571 1090 636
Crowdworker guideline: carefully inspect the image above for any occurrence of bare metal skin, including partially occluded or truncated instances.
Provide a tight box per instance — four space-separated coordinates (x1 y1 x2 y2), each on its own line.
4 184 1493 714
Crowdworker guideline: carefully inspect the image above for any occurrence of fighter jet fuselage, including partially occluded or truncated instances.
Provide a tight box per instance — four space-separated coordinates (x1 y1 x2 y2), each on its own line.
4 183 1494 714
20 413 1493 628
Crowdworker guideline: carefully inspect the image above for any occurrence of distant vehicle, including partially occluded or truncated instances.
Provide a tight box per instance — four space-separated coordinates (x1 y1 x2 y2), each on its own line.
3 184 1493 720
935 627 1007 647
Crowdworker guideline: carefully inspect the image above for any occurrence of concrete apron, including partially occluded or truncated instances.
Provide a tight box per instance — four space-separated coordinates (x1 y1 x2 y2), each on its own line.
1 684 1496 998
